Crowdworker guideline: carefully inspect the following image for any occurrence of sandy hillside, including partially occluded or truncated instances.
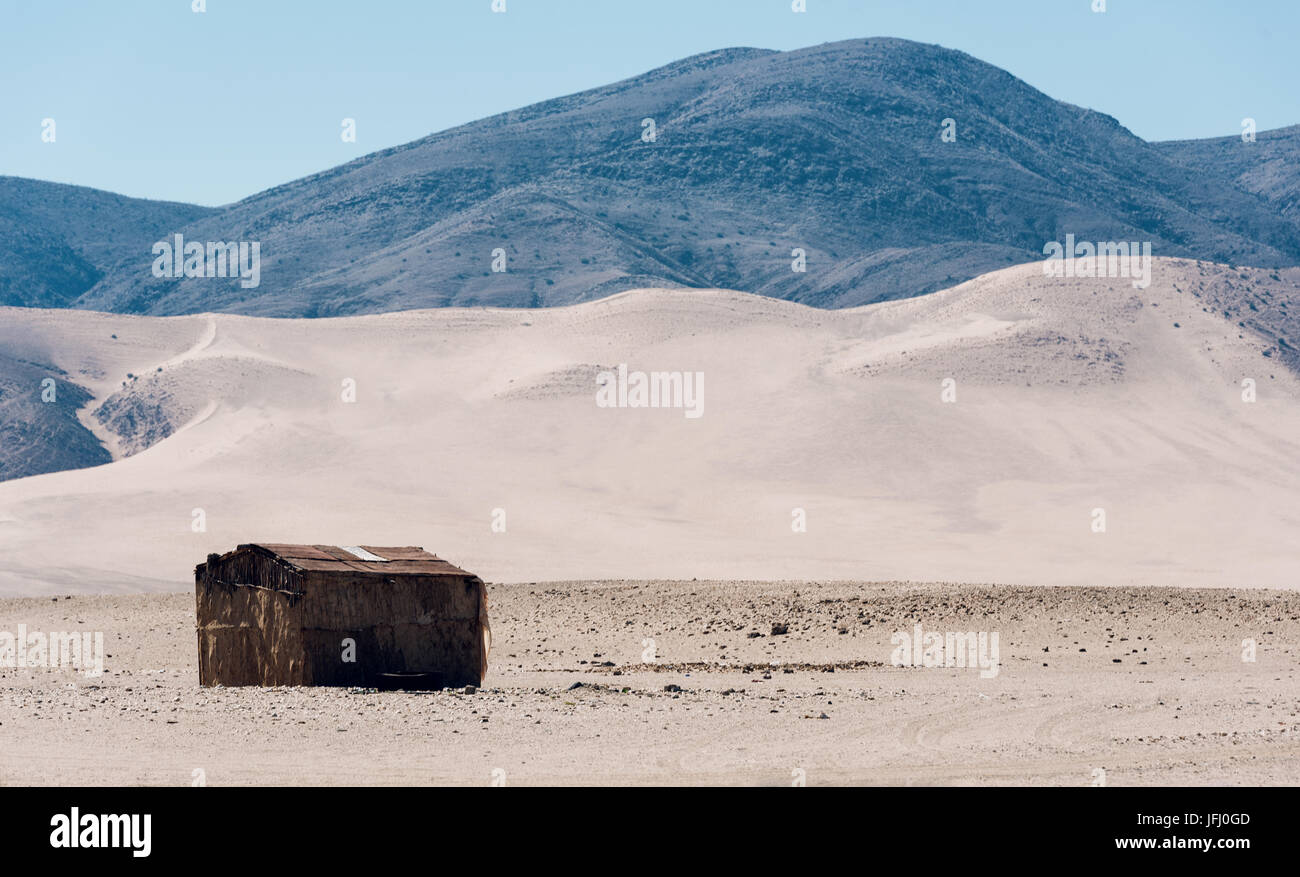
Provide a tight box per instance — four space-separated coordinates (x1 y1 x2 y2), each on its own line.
0 257 1298 594
2 582 1298 786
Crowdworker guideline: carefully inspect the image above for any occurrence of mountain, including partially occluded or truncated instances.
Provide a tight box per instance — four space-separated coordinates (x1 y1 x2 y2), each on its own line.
0 178 216 308
0 350 110 481
2 38 1296 317
1156 124 1300 232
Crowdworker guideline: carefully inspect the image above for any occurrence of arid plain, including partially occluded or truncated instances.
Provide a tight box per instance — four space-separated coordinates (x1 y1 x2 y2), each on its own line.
2 582 1298 785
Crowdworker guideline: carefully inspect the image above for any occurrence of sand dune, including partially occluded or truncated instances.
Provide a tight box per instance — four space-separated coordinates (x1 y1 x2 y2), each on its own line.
1 257 1298 595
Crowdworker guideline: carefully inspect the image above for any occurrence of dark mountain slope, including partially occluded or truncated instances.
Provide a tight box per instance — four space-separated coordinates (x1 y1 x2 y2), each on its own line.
0 178 216 308
1156 124 1300 232
0 352 110 481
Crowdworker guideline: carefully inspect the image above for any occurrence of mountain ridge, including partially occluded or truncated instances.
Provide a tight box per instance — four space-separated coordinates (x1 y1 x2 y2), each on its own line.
2 37 1297 317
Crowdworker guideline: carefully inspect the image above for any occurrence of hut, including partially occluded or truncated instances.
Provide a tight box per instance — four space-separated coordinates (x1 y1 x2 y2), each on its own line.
195 544 489 688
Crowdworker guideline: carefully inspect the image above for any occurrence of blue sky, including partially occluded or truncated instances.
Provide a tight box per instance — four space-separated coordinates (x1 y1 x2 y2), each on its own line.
1 0 1295 206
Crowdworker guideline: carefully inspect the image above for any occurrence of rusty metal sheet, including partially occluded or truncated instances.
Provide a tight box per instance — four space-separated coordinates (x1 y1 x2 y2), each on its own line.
294 559 468 576
242 544 338 561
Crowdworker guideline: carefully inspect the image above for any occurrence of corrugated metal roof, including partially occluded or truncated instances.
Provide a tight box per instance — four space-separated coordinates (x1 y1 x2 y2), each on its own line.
237 543 474 577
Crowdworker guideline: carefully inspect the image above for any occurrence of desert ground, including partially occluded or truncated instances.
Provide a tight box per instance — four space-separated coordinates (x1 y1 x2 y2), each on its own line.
2 580 1298 786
